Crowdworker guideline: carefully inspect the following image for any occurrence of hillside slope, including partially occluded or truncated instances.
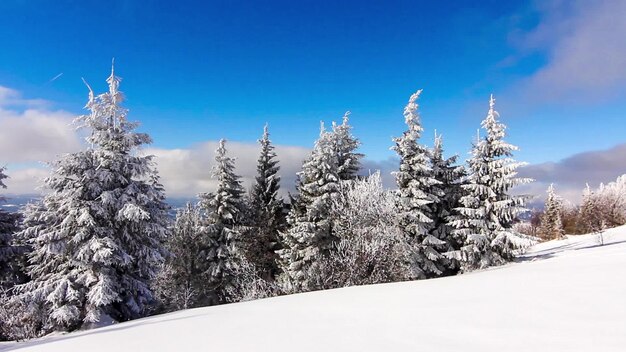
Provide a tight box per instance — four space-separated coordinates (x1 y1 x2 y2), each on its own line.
6 226 626 352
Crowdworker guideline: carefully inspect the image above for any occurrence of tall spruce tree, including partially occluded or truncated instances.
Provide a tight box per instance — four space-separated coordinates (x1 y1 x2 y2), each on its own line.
538 184 565 240
391 90 443 279
450 95 532 272
0 167 25 290
428 133 466 275
331 111 363 181
247 125 284 280
277 123 340 292
198 139 245 303
16 65 170 331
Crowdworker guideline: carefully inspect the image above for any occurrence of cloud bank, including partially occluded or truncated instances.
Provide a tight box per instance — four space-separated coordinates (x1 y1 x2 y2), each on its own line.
0 85 82 194
517 143 626 204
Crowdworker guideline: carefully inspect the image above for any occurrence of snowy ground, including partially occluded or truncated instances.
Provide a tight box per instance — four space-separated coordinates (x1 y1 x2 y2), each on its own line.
5 226 626 352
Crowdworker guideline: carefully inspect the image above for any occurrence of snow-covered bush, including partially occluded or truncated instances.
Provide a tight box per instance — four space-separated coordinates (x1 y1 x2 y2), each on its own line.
307 173 415 289
226 259 284 303
0 288 44 341
580 175 626 231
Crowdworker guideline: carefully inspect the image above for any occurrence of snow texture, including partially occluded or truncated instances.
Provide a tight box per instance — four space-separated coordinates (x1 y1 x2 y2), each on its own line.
7 225 626 352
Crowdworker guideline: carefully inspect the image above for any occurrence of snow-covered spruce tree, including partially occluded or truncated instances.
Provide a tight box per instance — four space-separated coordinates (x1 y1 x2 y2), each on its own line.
428 133 466 275
538 184 565 240
198 139 245 304
450 95 533 272
391 90 445 279
155 203 209 311
245 125 285 280
0 167 26 290
277 123 340 292
331 111 363 181
16 66 170 332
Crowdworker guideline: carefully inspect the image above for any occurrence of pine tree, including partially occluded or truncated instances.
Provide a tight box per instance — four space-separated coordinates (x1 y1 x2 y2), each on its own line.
247 125 284 280
155 203 209 310
391 90 443 279
331 111 363 181
277 123 340 292
450 95 533 272
16 65 170 332
428 133 466 275
538 184 565 240
0 167 25 290
198 139 245 303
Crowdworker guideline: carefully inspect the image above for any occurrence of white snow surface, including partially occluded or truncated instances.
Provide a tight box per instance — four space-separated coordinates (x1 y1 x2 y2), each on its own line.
5 226 626 352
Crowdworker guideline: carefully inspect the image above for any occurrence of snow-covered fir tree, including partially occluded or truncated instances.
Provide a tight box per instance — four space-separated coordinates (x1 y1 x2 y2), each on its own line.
450 95 533 272
391 90 443 279
331 111 363 181
198 139 245 303
155 203 209 311
0 167 26 290
427 133 466 275
538 184 565 240
16 65 170 332
247 125 284 280
277 123 340 292
577 184 604 233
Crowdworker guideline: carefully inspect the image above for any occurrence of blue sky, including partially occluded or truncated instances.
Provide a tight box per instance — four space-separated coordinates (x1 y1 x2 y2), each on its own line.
0 0 625 199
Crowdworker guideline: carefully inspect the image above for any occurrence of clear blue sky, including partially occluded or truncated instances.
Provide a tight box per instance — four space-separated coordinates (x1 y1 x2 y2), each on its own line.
0 0 624 165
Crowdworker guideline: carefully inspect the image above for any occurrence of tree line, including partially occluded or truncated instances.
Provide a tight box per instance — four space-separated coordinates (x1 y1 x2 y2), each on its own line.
521 176 626 241
0 68 535 340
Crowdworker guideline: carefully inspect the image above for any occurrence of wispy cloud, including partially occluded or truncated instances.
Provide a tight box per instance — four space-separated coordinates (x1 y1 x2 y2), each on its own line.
513 0 626 102
47 72 64 83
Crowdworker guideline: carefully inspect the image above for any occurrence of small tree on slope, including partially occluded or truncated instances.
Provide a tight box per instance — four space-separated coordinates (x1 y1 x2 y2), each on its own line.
331 111 363 181
0 167 26 291
198 139 245 303
277 123 340 292
538 184 565 240
16 66 170 332
155 203 209 311
391 90 444 279
247 125 284 280
449 95 533 272
577 184 604 233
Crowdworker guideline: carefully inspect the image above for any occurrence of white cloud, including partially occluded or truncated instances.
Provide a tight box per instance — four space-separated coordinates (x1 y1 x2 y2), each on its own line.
0 86 81 165
517 0 626 100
